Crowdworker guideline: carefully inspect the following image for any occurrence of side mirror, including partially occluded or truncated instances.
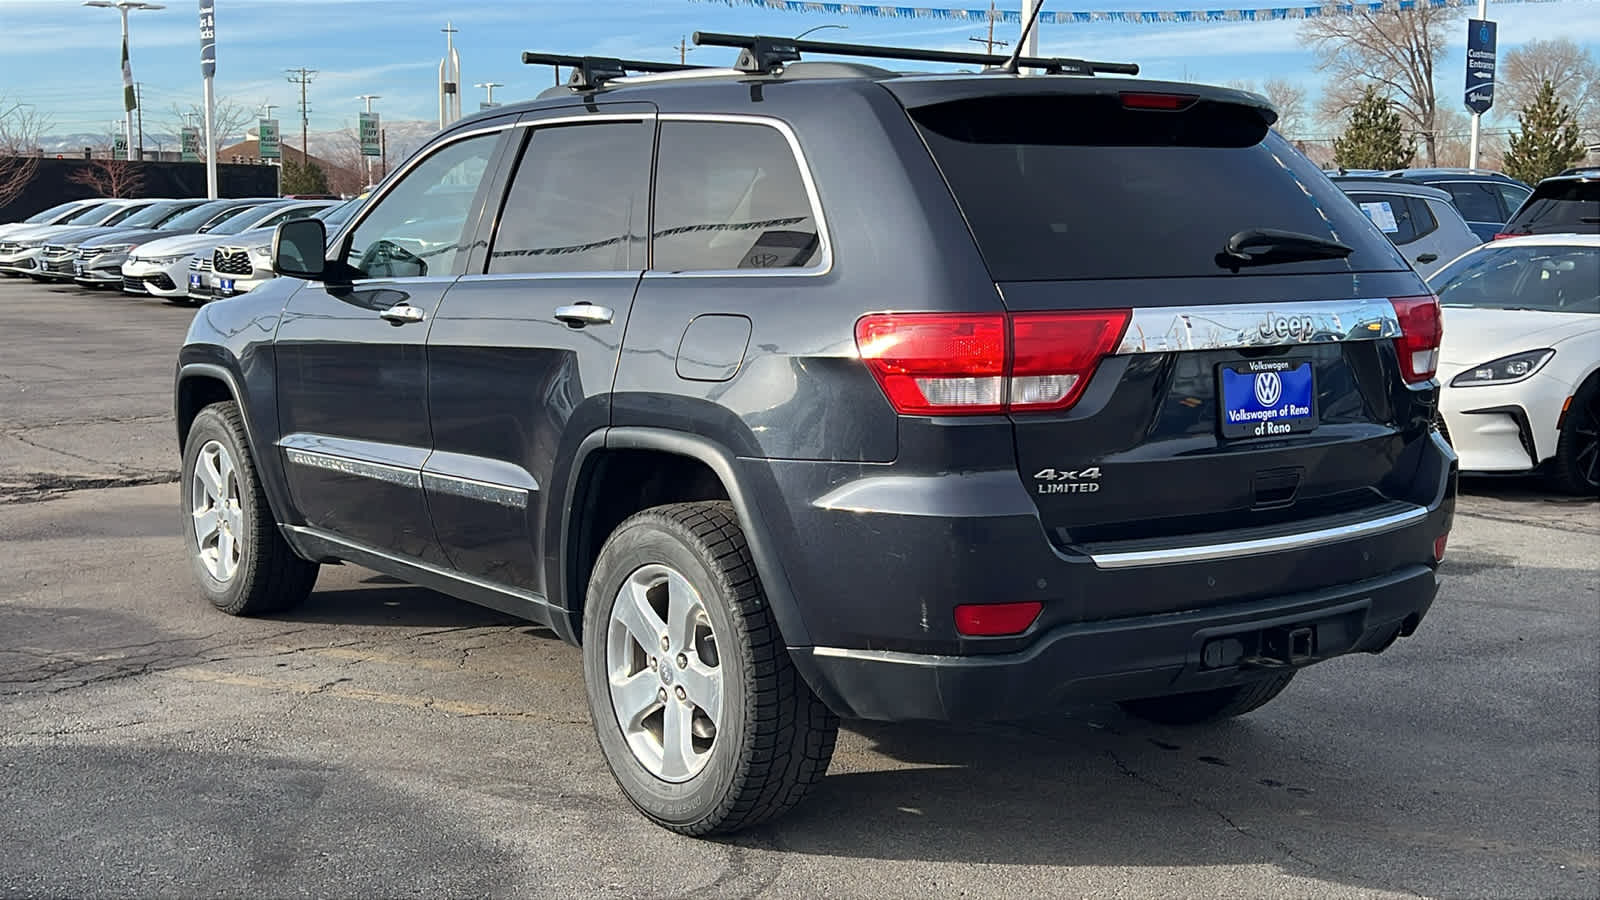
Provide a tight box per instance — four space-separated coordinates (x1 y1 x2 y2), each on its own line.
272 219 327 280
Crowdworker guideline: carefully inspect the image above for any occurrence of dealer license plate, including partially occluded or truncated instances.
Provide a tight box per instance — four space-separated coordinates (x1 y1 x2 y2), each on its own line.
1218 359 1317 439
219 278 235 291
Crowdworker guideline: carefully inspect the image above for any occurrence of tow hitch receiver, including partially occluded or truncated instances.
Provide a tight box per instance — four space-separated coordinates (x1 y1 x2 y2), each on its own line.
1204 625 1319 670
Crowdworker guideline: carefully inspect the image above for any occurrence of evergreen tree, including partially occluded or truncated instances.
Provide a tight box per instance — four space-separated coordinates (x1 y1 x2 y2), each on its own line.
1503 80 1586 185
1333 87 1416 171
279 158 330 195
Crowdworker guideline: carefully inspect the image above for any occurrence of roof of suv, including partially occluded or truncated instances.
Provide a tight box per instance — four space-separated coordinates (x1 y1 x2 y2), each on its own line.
1380 168 1529 185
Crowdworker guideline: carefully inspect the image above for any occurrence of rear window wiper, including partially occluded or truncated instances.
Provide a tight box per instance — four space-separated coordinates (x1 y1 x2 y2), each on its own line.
1218 228 1354 270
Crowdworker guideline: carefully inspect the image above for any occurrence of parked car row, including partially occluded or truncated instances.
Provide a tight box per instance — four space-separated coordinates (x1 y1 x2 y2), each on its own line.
0 195 363 304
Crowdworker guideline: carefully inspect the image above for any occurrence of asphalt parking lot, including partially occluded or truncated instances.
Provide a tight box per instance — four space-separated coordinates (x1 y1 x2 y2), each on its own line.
1 277 1597 899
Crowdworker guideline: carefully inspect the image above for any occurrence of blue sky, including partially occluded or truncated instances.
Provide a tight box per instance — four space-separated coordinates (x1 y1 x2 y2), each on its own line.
3 0 1597 139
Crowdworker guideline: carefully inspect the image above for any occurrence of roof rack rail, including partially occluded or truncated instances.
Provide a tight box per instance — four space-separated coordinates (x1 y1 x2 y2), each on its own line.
521 52 703 91
691 31 1139 77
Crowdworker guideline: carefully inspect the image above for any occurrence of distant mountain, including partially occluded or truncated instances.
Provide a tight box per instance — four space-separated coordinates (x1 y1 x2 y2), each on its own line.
33 120 439 165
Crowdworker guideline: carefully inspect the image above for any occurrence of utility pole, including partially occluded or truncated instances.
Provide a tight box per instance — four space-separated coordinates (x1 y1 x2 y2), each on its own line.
675 35 694 65
970 3 1008 57
286 67 318 168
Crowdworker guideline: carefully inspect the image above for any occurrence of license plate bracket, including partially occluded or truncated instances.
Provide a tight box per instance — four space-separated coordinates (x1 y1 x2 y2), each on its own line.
1217 358 1317 439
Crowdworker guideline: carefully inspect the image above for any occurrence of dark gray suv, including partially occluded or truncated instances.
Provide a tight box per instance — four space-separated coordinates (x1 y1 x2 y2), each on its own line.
173 33 1457 835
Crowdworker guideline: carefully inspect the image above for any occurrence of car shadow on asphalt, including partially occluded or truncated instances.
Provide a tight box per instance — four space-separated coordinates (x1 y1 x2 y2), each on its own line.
279 579 533 631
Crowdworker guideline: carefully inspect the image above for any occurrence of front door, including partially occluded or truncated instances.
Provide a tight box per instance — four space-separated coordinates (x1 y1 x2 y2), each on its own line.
274 126 509 565
424 106 656 595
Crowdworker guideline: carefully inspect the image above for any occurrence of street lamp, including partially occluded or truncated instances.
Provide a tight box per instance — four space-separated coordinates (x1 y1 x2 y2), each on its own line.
795 24 847 39
83 1 165 163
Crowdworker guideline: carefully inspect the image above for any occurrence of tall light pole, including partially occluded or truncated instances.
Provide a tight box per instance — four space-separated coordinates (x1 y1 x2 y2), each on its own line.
474 82 502 110
83 1 165 163
1020 0 1042 71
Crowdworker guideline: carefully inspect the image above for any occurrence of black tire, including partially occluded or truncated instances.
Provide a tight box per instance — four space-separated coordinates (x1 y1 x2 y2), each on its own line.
1547 376 1600 496
181 401 318 616
582 501 838 835
1118 672 1296 726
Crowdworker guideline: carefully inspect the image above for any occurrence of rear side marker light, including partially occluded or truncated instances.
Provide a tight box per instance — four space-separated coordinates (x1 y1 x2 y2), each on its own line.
1434 534 1449 562
955 601 1043 637
1390 295 1443 384
856 310 1130 416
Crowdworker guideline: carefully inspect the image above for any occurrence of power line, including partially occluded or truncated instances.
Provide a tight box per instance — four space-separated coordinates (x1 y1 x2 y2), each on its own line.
286 67 318 162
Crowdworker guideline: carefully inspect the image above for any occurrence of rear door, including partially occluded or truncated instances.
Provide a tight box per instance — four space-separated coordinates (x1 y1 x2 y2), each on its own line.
899 87 1438 548
423 103 655 596
1347 190 1445 271
273 124 510 565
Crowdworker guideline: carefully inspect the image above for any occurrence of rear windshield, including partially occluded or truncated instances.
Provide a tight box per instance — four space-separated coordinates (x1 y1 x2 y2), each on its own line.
909 95 1405 281
1504 181 1600 235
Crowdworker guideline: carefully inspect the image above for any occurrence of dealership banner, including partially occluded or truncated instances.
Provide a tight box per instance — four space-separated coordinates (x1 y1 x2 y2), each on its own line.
692 0 1558 25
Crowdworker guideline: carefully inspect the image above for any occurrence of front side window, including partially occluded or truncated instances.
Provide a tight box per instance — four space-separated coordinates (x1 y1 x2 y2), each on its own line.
344 132 499 279
652 121 820 272
487 120 653 275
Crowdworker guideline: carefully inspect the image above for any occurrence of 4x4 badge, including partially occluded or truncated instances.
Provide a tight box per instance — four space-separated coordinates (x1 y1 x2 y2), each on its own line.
1034 467 1102 495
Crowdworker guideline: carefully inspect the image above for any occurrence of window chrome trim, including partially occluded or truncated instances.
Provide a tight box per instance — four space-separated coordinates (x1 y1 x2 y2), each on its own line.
1115 298 1401 355
460 271 642 283
283 447 420 489
646 113 833 279
1087 505 1428 570
421 471 530 510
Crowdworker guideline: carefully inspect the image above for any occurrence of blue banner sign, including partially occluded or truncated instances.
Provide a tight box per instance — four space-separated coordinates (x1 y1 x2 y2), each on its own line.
199 1 216 78
1464 18 1496 114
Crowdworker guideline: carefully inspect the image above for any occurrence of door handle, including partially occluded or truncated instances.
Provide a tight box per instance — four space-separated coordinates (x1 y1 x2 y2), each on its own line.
554 303 614 326
1416 253 1439 264
379 303 426 325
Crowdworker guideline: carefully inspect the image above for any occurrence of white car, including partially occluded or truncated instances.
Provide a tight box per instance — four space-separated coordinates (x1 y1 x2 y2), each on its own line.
0 199 148 278
1429 234 1600 494
0 199 103 244
189 196 362 302
122 200 331 301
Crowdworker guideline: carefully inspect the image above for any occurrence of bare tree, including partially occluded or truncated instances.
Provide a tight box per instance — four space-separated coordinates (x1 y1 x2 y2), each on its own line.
1500 38 1599 144
0 95 51 210
1227 78 1310 139
1301 5 1463 166
322 125 371 197
166 98 257 157
68 158 145 198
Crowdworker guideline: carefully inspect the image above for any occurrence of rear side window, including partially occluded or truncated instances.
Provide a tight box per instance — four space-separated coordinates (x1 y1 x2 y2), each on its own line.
1349 194 1433 245
489 120 653 274
909 95 1404 281
1440 181 1505 222
1504 181 1600 234
652 121 820 272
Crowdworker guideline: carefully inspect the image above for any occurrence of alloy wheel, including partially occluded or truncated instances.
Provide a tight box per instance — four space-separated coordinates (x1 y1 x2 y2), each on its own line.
191 439 244 582
606 564 723 783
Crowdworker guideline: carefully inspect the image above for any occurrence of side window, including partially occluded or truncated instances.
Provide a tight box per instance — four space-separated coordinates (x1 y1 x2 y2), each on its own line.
1408 197 1439 241
344 132 499 279
1496 184 1532 218
1442 182 1504 223
653 121 820 272
1351 194 1419 244
487 120 653 275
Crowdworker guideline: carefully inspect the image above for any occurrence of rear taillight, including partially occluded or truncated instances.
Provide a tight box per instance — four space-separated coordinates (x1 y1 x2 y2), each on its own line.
1492 233 1515 240
1120 92 1197 111
1390 295 1443 384
856 310 1129 416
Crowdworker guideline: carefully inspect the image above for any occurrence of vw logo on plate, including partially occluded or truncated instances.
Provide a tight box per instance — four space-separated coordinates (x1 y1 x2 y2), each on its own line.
1254 371 1283 407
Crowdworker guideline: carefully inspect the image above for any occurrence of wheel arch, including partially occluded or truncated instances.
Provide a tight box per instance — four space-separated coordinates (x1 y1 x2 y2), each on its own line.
557 427 812 650
175 360 300 532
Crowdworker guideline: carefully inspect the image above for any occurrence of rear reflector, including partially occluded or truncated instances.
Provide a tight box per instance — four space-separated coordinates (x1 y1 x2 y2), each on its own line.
1434 533 1449 562
1120 92 1197 111
1390 295 1443 384
856 310 1129 416
955 601 1043 637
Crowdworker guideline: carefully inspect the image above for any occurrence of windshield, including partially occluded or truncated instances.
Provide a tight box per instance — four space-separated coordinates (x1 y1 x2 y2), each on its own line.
908 95 1405 280
68 203 126 226
23 202 82 224
163 201 252 233
207 204 291 236
102 203 151 226
1430 245 1600 314
119 201 191 228
1504 180 1600 235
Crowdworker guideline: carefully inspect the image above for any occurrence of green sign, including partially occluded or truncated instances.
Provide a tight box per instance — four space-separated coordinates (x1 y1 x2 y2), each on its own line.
112 134 129 161
259 118 280 160
180 126 201 162
359 111 381 158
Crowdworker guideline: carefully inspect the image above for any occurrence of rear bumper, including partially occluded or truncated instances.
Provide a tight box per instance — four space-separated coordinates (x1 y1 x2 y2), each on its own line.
791 564 1437 721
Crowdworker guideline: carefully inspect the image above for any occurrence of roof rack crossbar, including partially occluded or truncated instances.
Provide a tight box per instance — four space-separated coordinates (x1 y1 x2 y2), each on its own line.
521 52 703 91
691 31 1138 77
